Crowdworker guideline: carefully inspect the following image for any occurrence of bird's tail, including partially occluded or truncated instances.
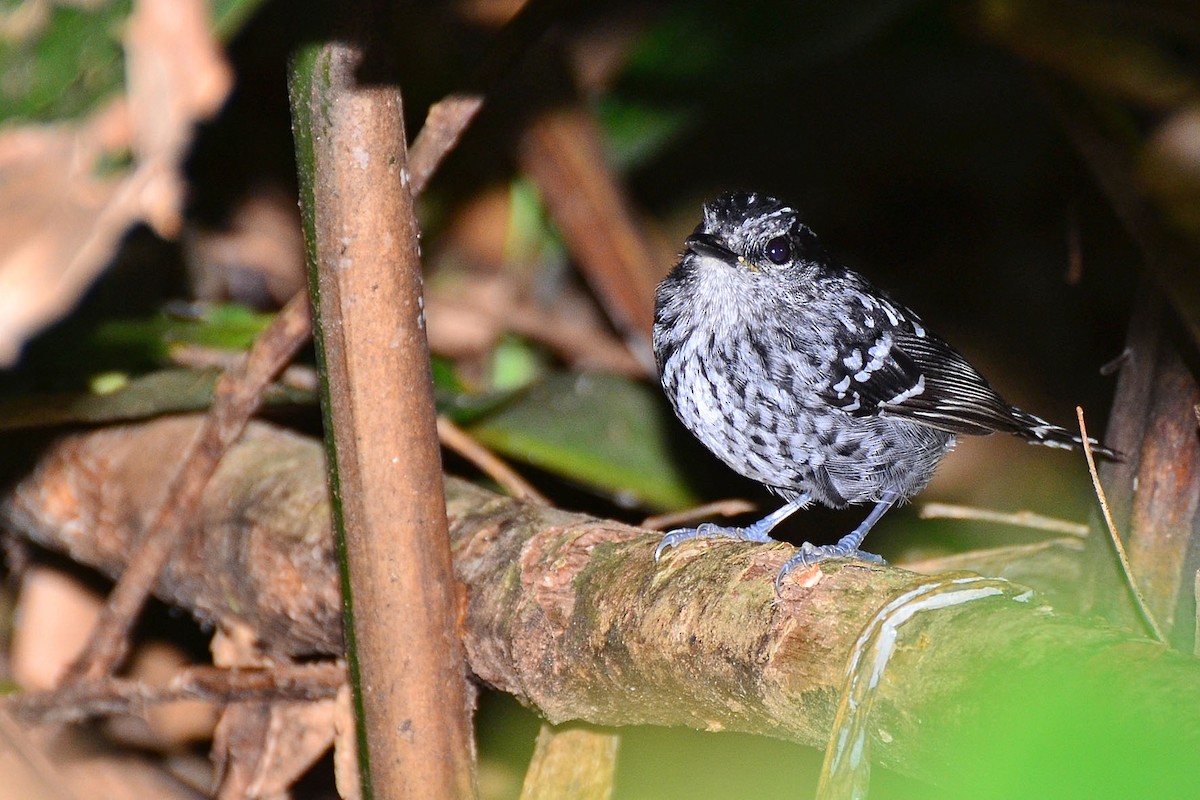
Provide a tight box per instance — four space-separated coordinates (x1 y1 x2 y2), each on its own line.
1007 407 1121 460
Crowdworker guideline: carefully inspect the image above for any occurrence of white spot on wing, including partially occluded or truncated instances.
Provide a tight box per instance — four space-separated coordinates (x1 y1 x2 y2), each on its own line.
885 374 925 405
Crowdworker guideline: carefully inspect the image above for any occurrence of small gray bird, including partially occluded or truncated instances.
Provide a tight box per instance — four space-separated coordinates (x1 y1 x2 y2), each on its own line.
653 191 1115 589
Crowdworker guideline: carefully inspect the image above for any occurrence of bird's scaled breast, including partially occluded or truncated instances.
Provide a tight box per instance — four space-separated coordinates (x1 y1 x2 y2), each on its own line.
659 316 957 505
660 321 822 490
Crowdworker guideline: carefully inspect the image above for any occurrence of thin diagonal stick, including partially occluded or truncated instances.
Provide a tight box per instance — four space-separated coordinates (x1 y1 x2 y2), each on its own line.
407 0 565 196
64 294 313 683
1076 406 1166 643
918 502 1090 537
8 663 346 725
437 415 549 505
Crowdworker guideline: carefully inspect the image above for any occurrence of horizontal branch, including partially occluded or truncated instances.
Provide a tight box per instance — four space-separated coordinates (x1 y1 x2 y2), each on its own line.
7 663 346 724
4 416 1200 788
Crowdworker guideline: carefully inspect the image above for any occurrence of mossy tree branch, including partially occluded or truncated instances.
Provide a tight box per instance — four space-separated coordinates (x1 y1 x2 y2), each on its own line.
4 416 1200 793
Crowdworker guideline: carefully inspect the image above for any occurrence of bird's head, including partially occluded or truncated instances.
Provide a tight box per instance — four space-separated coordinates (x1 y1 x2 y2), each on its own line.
683 192 829 284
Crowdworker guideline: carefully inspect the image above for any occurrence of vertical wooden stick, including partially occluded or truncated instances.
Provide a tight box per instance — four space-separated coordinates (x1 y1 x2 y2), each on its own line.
290 25 476 800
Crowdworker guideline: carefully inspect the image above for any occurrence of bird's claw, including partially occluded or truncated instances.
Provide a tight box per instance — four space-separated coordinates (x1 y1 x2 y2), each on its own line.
774 543 886 594
654 522 774 562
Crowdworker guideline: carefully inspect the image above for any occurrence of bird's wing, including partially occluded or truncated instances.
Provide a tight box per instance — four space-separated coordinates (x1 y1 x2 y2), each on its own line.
818 324 1020 437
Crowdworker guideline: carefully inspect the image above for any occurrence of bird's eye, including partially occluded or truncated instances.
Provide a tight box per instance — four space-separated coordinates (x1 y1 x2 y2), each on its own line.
765 236 792 265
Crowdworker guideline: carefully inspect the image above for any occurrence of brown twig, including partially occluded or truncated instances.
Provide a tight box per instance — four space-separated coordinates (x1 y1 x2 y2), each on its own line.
641 499 757 531
438 415 550 505
1076 406 1167 643
407 0 567 196
917 502 1090 537
427 284 646 375
63 292 313 684
408 95 485 198
7 663 346 726
498 297 647 376
518 104 663 367
169 343 320 392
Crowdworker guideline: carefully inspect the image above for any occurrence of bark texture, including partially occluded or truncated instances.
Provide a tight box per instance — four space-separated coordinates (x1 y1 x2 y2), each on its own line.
291 28 476 799
5 415 1200 789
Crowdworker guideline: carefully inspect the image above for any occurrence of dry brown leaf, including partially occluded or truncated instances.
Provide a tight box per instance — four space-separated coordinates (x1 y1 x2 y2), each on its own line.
0 0 51 43
124 0 232 237
0 0 232 366
332 684 362 800
213 700 337 800
0 710 77 800
0 103 132 367
10 566 103 691
209 626 338 799
0 710 205 800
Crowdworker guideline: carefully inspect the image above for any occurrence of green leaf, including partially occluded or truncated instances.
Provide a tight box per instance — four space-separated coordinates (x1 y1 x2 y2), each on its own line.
596 95 690 171
490 336 544 391
468 372 699 511
0 367 314 431
0 2 129 122
0 0 266 124
92 304 277 362
211 0 271 42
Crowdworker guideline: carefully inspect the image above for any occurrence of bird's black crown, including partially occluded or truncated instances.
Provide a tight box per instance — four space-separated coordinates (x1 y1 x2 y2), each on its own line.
699 191 827 268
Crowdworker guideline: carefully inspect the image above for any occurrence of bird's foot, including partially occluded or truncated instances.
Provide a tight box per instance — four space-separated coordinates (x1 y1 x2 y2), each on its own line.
654 522 775 561
775 540 886 593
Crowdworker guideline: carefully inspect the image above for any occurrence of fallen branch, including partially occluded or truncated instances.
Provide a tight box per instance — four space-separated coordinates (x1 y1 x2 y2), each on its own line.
5 416 1200 791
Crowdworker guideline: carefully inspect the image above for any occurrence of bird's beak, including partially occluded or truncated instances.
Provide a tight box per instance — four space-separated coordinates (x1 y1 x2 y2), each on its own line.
685 232 737 264
686 233 760 273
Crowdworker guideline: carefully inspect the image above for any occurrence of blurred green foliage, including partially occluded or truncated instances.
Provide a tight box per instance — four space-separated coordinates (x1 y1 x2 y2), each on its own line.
0 1 129 122
0 0 265 123
4 303 274 393
468 371 700 511
97 303 276 360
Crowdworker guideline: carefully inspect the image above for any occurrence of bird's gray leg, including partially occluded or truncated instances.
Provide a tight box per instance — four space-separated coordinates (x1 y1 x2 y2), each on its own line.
775 491 897 591
654 495 810 562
